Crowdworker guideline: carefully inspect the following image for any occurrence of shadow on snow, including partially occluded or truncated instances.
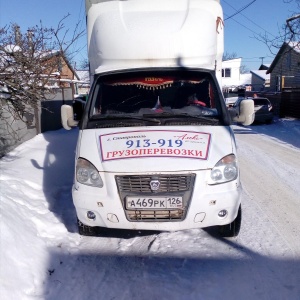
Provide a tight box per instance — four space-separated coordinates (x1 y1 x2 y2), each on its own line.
42 230 300 300
26 125 300 299
233 117 300 149
30 128 79 233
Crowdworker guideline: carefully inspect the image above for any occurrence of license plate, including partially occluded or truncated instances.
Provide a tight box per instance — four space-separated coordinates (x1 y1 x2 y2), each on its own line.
126 197 183 210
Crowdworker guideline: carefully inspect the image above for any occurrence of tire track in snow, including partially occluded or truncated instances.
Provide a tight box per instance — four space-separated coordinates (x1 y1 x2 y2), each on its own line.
117 233 159 255
236 133 300 257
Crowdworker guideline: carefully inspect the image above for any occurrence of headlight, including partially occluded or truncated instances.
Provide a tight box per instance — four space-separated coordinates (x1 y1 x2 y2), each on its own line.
208 154 238 185
76 158 103 188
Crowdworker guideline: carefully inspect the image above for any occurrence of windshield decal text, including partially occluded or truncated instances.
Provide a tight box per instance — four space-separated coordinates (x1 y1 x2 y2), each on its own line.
99 130 211 161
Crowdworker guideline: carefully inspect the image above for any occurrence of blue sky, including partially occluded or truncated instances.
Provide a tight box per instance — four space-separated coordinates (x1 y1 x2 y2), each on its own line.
0 0 299 71
0 0 87 68
222 0 299 70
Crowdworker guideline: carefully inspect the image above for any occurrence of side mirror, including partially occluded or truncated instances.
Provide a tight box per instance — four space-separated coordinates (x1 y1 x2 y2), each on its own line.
229 99 254 126
73 97 86 120
61 105 79 130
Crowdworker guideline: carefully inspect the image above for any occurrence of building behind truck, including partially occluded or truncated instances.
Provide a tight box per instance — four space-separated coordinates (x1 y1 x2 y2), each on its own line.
61 0 254 237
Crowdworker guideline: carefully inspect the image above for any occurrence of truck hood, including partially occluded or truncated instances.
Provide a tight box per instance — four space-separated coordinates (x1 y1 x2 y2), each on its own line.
78 126 235 173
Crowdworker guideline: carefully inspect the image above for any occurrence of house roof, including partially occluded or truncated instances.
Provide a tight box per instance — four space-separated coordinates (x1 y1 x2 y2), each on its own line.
45 51 80 81
250 70 270 80
259 64 270 70
222 57 242 66
267 41 300 74
76 70 90 83
239 73 252 85
1 45 80 81
288 41 300 53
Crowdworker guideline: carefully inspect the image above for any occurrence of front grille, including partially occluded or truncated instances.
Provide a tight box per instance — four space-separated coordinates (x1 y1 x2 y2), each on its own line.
115 174 195 222
127 209 185 221
116 174 193 193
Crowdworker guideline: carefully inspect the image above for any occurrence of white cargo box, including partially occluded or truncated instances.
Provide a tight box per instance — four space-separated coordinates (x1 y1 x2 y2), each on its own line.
86 0 223 82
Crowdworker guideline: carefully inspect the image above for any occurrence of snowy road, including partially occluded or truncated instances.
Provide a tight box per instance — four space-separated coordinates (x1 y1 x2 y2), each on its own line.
235 128 300 258
1 119 300 300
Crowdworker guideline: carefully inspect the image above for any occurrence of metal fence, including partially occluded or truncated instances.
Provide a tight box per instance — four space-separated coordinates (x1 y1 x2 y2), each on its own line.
246 90 300 119
0 88 73 157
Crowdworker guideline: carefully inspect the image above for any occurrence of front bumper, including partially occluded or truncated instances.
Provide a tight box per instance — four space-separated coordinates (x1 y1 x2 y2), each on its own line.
73 171 242 231
254 112 273 122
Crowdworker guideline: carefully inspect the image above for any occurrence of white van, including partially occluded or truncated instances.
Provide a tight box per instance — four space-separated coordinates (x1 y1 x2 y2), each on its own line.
61 0 254 237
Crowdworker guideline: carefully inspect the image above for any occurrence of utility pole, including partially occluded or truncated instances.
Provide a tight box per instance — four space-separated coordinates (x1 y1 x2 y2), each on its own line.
259 57 265 65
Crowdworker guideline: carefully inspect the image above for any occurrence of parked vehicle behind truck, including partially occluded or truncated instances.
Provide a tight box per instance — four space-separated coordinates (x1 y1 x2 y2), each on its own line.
61 0 254 237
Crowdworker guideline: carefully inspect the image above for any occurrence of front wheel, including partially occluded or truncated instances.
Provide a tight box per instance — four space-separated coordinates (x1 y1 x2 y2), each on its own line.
218 205 242 238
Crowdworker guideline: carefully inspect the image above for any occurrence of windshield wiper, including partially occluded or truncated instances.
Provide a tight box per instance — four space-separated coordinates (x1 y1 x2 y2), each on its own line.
143 112 219 121
90 114 161 124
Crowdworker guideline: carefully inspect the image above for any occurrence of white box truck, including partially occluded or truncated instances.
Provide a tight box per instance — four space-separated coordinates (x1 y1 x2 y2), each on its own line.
61 0 254 237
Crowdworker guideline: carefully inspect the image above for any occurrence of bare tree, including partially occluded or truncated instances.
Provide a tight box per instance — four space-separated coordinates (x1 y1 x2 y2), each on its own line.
79 58 89 70
223 51 249 74
257 0 300 53
240 64 250 74
222 51 238 61
0 16 85 132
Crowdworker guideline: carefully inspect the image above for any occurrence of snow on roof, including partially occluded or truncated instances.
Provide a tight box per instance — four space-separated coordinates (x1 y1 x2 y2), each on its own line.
287 41 300 53
250 70 270 80
239 73 252 85
76 70 90 83
267 41 300 74
3 44 22 53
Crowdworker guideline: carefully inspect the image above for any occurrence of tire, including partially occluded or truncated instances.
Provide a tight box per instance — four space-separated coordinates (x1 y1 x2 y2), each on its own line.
218 204 242 238
77 218 97 236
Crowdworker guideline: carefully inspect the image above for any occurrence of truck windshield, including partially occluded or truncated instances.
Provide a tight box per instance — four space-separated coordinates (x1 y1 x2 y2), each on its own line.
88 70 224 127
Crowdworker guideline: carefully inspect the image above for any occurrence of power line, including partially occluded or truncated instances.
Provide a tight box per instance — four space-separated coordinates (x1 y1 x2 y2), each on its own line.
223 13 261 35
223 11 283 46
243 55 273 59
72 0 86 59
259 56 265 64
224 0 256 21
222 0 276 38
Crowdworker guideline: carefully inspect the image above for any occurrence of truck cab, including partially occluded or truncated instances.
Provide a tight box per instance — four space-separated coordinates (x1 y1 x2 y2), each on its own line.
62 0 254 237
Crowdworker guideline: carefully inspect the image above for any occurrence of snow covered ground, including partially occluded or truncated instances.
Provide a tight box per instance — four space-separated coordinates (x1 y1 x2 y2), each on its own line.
1 117 300 300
